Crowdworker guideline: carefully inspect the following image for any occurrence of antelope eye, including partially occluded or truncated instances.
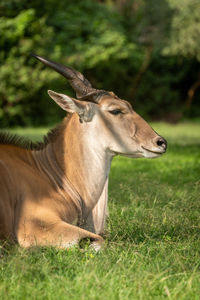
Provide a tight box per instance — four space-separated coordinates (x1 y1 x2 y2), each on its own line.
109 109 122 115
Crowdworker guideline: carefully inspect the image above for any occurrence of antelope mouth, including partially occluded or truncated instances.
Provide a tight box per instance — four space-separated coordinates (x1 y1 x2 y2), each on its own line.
141 146 164 155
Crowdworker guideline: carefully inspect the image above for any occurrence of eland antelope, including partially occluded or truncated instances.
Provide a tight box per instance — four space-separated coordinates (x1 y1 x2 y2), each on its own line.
0 54 167 250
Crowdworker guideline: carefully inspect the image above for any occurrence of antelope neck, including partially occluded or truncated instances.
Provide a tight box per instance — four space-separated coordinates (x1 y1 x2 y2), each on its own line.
58 114 113 211
32 114 112 219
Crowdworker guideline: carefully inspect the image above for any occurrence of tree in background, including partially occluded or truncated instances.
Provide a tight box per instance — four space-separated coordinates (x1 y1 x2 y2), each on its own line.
163 0 200 111
0 0 199 126
0 0 138 126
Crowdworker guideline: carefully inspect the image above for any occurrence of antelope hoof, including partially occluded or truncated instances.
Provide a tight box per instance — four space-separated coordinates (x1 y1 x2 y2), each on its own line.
90 237 104 252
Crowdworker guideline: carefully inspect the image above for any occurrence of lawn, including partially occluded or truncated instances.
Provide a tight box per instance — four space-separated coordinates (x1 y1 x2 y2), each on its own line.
0 122 200 299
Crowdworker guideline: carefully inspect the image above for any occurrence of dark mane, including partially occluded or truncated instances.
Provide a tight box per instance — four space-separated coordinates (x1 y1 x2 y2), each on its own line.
0 124 63 151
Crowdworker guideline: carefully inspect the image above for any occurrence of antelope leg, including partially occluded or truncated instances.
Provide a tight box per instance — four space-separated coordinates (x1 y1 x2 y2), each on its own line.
17 220 104 250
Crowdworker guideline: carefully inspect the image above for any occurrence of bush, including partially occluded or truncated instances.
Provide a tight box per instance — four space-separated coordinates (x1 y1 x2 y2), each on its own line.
0 0 200 126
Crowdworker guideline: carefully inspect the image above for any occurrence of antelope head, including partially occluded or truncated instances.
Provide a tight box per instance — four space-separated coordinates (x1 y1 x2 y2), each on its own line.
32 54 167 159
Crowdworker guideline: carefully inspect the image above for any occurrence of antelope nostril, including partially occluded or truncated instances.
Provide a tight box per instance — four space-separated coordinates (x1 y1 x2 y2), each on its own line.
156 137 167 149
157 139 164 146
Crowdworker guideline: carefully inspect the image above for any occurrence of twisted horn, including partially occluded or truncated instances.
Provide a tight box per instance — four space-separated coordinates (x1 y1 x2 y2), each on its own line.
31 54 107 102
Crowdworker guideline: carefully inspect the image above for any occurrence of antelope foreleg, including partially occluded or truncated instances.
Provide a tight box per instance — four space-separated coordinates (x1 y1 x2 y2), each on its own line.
17 220 104 250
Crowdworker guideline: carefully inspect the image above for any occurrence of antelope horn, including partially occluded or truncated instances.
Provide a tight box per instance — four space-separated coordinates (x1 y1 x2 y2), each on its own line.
31 54 107 102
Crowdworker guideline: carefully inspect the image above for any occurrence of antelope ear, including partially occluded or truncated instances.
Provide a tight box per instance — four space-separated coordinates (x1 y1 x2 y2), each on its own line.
47 90 94 122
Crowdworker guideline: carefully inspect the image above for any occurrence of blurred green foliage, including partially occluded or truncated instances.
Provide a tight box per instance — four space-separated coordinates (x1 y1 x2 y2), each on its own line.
0 0 200 126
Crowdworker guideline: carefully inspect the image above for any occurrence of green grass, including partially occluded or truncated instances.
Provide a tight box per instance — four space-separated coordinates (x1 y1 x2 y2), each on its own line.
0 122 200 299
